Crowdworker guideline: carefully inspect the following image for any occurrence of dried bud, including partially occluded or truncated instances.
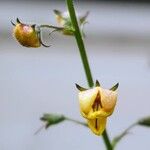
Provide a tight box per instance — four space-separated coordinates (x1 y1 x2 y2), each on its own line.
12 18 40 48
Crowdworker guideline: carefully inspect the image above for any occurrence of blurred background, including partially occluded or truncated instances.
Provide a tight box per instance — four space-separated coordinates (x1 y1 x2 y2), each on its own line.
0 0 150 150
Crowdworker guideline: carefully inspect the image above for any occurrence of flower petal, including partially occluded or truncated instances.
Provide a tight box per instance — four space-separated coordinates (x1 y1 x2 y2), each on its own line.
100 87 117 112
87 117 107 135
87 109 112 118
79 87 99 118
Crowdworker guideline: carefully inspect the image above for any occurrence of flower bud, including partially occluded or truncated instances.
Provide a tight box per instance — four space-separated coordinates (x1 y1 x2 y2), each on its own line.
76 81 118 135
79 87 117 119
41 113 65 129
54 10 89 35
12 18 41 48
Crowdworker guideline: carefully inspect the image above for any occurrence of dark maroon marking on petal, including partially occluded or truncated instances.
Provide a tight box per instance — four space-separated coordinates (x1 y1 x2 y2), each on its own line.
92 92 102 111
95 118 98 129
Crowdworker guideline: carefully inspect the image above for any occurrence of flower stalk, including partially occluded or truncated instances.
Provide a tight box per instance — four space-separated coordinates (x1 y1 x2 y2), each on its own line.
39 25 64 31
66 0 93 87
66 0 113 149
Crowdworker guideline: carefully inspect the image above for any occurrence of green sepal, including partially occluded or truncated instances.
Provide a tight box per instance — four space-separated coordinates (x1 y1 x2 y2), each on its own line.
75 84 88 91
53 9 62 16
110 83 119 91
79 11 89 24
95 80 100 87
16 18 21 24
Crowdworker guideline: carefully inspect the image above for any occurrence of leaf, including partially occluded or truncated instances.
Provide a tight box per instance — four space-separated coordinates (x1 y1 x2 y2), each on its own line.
41 113 65 129
138 116 150 127
110 83 119 91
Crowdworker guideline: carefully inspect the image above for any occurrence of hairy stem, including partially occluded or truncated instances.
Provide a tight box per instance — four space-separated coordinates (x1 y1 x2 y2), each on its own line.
66 0 113 149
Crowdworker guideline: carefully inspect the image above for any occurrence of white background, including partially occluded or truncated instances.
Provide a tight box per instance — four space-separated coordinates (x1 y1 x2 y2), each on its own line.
0 1 150 150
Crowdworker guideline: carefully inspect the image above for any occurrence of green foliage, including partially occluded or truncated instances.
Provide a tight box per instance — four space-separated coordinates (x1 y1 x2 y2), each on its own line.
41 113 65 129
138 116 150 127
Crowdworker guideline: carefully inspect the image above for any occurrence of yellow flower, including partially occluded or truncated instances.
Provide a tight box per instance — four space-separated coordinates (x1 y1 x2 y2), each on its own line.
12 18 41 48
77 81 118 135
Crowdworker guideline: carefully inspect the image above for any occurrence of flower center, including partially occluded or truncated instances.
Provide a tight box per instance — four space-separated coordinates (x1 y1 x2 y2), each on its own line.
92 92 102 111
92 92 102 129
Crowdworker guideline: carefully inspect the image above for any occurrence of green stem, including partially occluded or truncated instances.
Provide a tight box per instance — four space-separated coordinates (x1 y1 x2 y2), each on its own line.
103 130 113 150
112 122 137 148
123 122 137 133
66 0 93 87
40 25 64 30
65 117 88 127
66 0 113 150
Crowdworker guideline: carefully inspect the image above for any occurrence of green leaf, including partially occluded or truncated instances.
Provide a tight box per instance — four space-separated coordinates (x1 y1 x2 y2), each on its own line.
41 113 65 129
138 116 150 127
110 83 119 91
